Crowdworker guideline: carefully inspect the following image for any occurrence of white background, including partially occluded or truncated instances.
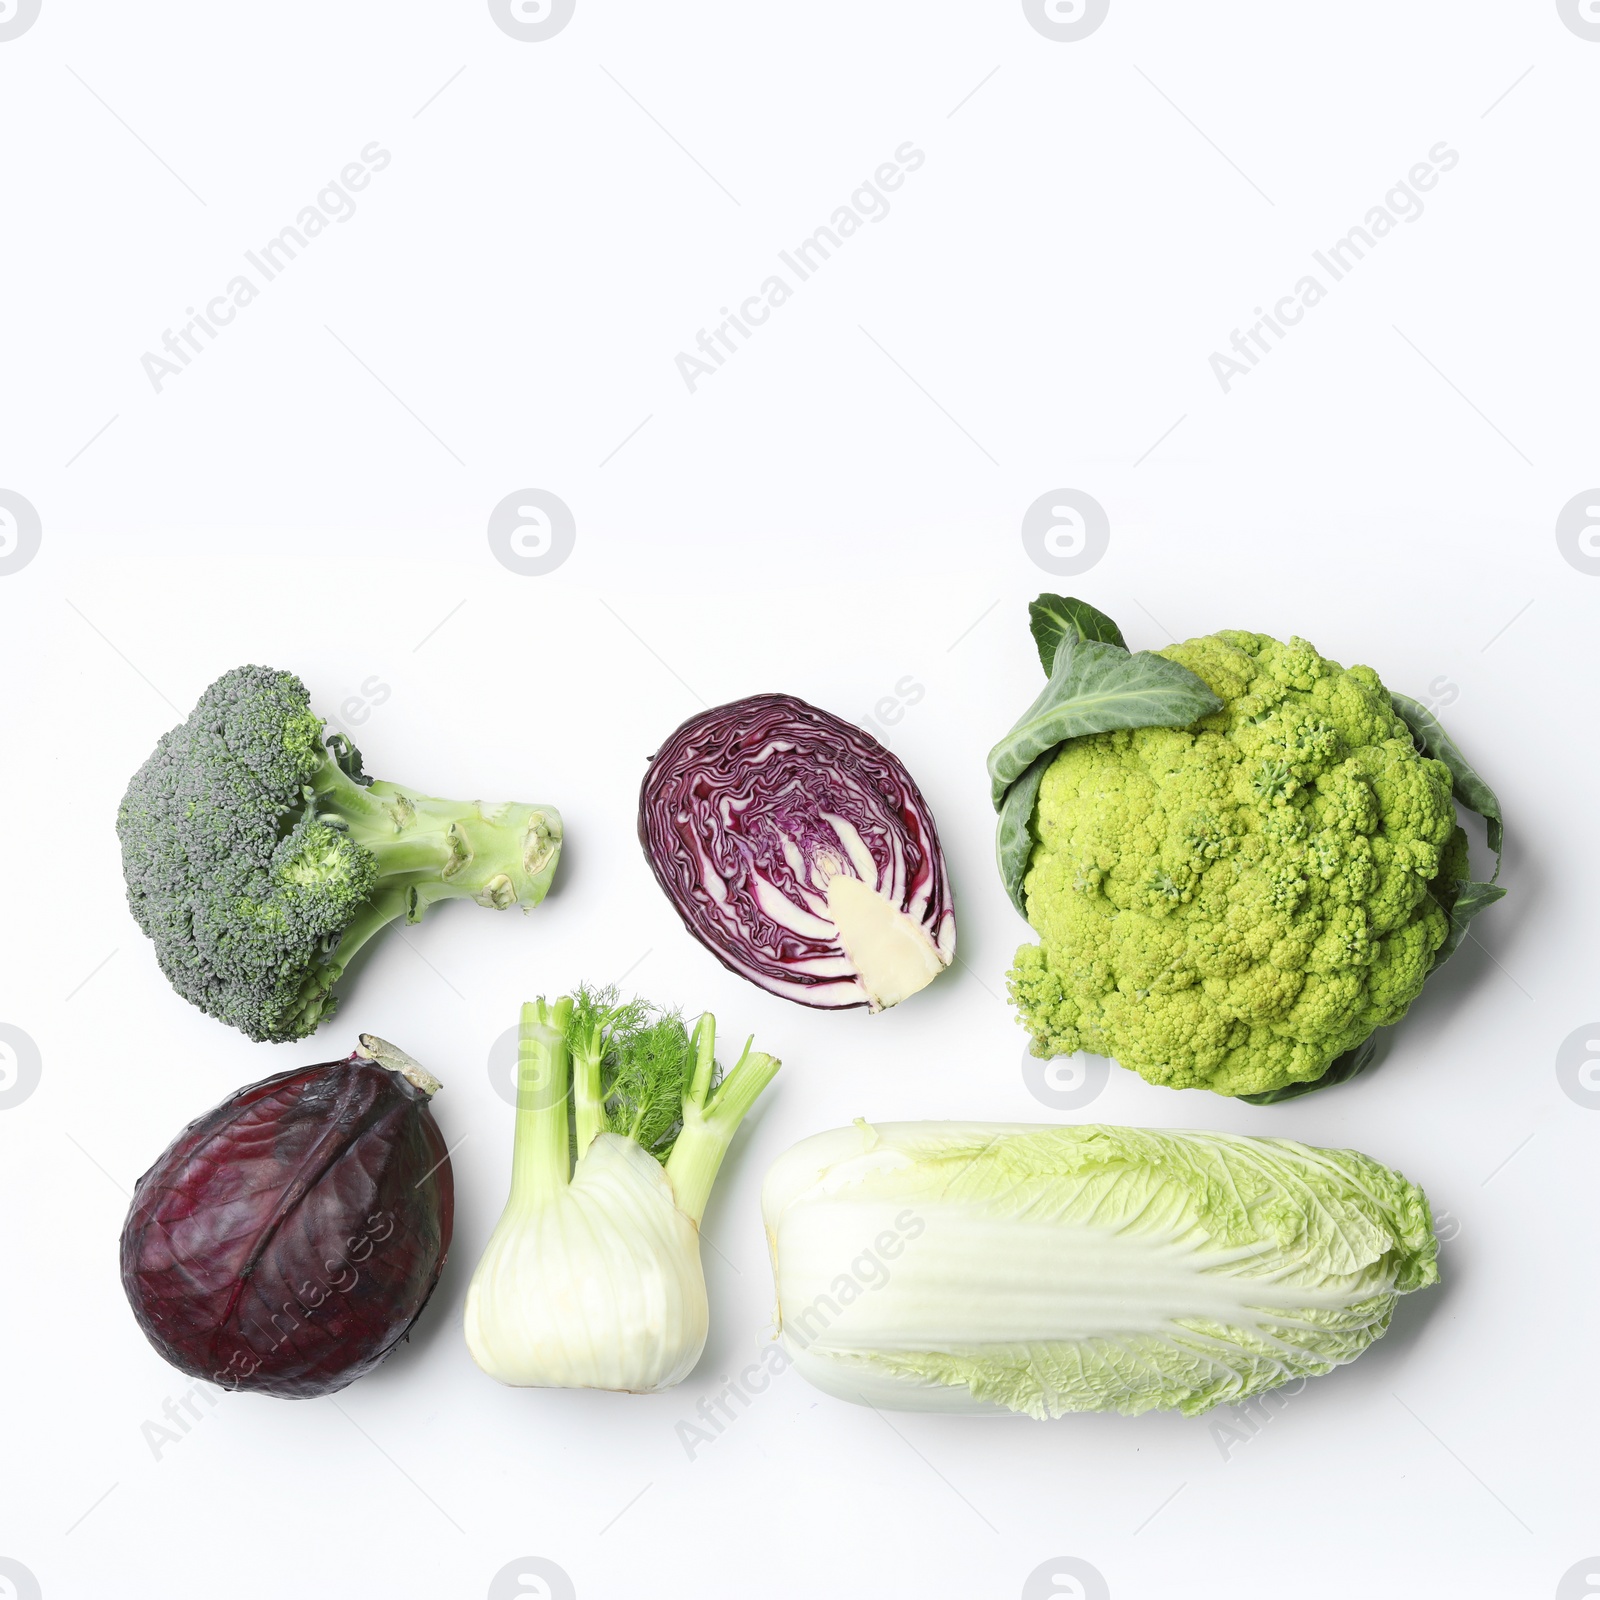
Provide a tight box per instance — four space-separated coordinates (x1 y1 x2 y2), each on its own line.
1 3 1596 1597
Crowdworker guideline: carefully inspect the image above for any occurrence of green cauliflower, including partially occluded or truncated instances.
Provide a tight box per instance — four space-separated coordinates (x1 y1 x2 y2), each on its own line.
1009 631 1466 1097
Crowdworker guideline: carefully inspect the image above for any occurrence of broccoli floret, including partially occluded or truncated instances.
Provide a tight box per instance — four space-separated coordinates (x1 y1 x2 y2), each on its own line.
1009 631 1462 1097
117 665 562 1041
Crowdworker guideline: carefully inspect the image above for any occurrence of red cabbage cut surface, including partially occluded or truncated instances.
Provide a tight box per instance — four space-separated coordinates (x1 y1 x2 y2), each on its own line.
639 694 956 1011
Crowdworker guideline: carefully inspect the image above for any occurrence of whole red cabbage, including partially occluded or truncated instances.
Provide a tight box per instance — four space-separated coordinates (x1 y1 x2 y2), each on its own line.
120 1039 453 1399
639 693 956 1010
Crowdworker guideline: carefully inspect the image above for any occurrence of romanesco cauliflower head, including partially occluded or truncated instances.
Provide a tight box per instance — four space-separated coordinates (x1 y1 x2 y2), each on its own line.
1008 631 1465 1096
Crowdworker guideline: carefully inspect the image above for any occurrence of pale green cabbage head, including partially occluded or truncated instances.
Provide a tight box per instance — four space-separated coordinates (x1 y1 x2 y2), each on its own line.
763 1120 1438 1419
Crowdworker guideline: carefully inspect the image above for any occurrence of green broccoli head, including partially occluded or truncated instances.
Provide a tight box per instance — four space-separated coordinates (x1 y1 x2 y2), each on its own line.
1009 631 1464 1097
117 665 561 1043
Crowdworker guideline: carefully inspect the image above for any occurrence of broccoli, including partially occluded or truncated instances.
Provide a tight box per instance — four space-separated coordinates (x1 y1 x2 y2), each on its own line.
117 665 562 1042
1007 629 1471 1098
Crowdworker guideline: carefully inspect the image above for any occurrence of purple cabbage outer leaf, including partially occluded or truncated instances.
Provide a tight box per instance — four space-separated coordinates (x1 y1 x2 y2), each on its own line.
119 1040 453 1399
638 693 956 1011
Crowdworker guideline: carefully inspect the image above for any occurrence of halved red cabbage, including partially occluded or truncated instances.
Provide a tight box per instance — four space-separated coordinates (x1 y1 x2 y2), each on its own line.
638 694 956 1011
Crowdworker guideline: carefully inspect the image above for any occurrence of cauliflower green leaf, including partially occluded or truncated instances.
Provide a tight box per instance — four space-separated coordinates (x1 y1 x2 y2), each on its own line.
988 631 1223 806
1389 690 1504 964
1028 593 1127 672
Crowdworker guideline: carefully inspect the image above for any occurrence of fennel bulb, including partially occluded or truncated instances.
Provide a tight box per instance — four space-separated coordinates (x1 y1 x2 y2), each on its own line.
762 1120 1438 1418
465 990 779 1392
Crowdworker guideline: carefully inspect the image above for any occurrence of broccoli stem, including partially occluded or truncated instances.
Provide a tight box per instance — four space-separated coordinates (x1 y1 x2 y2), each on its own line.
664 1031 780 1228
280 754 563 1038
311 757 561 913
510 998 574 1205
